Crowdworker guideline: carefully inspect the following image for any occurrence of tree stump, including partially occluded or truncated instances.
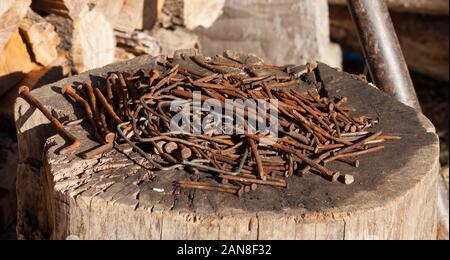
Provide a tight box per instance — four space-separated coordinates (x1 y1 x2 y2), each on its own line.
15 53 439 240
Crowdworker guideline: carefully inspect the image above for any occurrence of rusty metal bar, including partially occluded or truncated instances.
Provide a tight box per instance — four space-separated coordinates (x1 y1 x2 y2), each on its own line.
347 0 422 111
347 0 448 239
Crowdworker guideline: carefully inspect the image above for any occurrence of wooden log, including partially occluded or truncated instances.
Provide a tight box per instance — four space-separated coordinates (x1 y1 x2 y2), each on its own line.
115 0 165 33
161 0 225 30
329 4 449 81
87 0 125 28
329 0 449 15
0 31 35 97
194 0 342 68
70 9 115 73
114 0 144 32
0 0 16 16
14 52 439 240
19 9 61 67
30 0 115 73
30 0 88 19
115 30 160 56
137 0 166 31
0 0 31 53
42 11 115 73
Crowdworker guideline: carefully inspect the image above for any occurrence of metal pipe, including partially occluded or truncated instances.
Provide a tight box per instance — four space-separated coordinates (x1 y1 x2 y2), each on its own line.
347 0 448 239
347 0 422 111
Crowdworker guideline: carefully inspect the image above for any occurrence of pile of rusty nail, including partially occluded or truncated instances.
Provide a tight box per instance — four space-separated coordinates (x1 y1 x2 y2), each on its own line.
19 55 400 196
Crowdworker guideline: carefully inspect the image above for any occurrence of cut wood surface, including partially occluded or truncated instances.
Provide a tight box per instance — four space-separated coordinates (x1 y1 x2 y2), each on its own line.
19 9 60 66
329 0 449 15
0 0 31 53
15 52 439 240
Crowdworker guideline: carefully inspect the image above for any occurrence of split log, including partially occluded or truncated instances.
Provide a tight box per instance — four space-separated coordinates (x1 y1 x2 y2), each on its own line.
87 0 125 28
137 0 166 31
114 0 144 33
0 31 35 97
115 30 161 56
19 9 61 67
15 53 439 240
0 0 31 53
30 0 88 19
31 0 115 73
115 0 165 33
69 9 115 73
194 0 342 68
39 7 115 73
161 0 225 30
32 0 165 32
329 5 449 81
0 0 15 16
329 0 449 15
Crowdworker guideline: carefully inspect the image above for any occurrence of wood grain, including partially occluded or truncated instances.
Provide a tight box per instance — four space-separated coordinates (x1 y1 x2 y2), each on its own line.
0 0 31 53
15 53 439 240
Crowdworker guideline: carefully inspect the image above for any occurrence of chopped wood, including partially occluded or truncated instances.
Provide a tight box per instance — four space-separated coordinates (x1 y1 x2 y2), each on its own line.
115 30 161 56
45 9 115 73
0 0 31 53
114 0 145 33
88 0 125 28
137 0 166 31
31 0 88 19
114 0 165 33
0 31 35 97
19 9 60 66
161 0 225 30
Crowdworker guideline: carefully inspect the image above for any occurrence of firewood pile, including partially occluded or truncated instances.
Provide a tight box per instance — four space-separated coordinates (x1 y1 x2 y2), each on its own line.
19 53 401 196
0 0 223 230
0 0 224 118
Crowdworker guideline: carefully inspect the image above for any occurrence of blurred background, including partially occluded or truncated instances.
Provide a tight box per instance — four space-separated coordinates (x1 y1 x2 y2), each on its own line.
0 0 448 239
